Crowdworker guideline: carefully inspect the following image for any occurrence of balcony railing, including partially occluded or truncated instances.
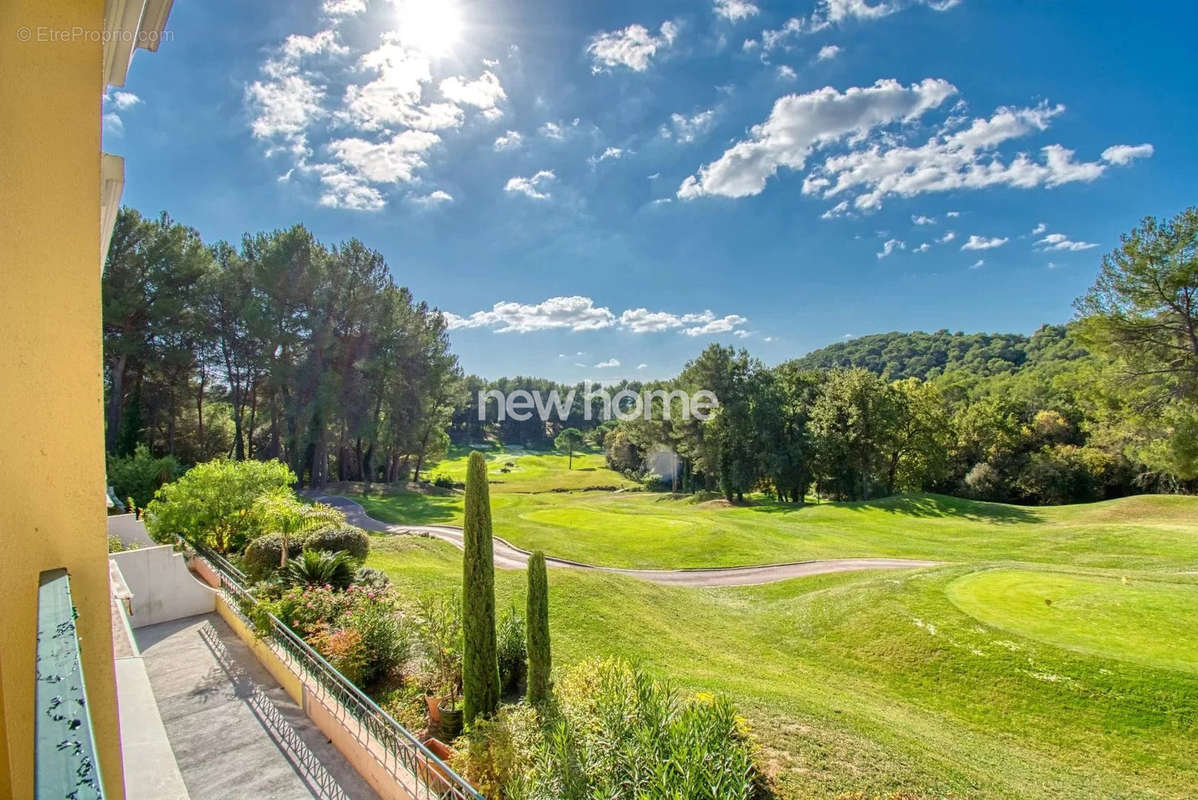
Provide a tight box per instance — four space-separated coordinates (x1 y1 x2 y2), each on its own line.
181 538 484 800
36 568 104 800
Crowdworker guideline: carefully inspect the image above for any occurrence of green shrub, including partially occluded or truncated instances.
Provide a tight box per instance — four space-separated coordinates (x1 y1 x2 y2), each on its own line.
521 658 768 800
305 525 370 561
431 473 457 489
106 444 182 509
496 606 526 694
144 458 295 553
451 705 544 798
284 550 356 590
349 594 413 685
378 678 429 732
243 533 302 579
107 535 140 553
353 566 392 590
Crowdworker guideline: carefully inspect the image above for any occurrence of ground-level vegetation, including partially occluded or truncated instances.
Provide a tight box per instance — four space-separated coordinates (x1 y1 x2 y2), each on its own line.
366 509 1198 799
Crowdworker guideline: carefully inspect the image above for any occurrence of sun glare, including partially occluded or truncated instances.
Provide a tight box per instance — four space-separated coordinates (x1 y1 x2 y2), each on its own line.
394 0 464 57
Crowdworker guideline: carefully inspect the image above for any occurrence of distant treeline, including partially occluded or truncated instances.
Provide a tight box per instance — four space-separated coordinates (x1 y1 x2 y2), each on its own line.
103 208 460 488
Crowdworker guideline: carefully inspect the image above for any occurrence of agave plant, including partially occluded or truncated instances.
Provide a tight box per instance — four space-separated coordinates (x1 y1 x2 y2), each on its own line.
284 549 356 590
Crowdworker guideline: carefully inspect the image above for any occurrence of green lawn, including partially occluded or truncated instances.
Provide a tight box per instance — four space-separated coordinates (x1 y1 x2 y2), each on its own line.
424 443 637 493
359 488 1198 572
369 536 1198 799
359 447 1198 797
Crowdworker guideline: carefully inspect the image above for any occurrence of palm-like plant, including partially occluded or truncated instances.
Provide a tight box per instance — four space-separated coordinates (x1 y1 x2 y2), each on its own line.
284 549 356 590
253 490 345 568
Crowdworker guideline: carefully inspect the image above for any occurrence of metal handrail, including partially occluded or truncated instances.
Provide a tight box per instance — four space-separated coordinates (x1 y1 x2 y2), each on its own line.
181 538 483 800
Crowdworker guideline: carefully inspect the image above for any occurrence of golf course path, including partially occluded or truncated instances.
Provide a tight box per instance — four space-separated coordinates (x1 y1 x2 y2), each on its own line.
315 495 942 588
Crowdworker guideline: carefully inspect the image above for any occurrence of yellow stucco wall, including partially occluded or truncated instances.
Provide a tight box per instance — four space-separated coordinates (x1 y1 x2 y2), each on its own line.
0 1 125 797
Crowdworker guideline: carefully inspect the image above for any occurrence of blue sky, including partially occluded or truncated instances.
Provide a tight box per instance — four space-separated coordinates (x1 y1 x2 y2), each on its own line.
106 0 1196 382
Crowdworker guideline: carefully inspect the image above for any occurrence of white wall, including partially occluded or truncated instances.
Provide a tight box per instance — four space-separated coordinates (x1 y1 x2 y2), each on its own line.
110 546 216 628
108 513 156 547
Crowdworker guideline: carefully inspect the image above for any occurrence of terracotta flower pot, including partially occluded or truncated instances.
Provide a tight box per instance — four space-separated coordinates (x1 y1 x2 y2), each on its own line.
425 695 445 726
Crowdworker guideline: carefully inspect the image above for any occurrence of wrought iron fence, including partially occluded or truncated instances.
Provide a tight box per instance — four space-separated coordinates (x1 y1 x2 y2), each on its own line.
181 538 484 800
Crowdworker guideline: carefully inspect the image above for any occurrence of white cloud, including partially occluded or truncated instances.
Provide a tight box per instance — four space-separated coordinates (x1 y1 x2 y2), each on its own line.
247 73 327 148
762 0 960 50
683 313 748 336
1036 232 1099 251
413 189 454 206
1032 222 1047 235
504 170 556 199
539 119 579 140
618 308 749 336
914 242 931 253
662 108 717 143
493 130 523 151
714 0 760 22
315 167 386 211
777 65 798 81
961 234 1007 250
315 129 441 210
446 296 616 333
594 358 621 368
445 300 749 337
817 44 842 61
912 214 935 225
820 200 852 219
588 146 626 166
340 40 462 132
970 258 985 269
439 71 506 112
877 238 905 258
326 130 440 184
939 230 956 243
110 91 141 110
587 21 678 73
321 0 366 17
806 102 1126 210
1101 143 1154 166
637 363 649 369
945 210 960 217
678 78 956 199
102 112 124 135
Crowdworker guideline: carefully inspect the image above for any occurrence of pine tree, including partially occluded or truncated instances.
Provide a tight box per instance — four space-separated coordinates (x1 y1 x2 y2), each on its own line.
461 450 500 723
525 550 552 706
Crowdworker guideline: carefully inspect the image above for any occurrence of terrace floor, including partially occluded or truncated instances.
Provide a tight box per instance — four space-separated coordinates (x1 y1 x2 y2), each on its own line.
134 613 379 800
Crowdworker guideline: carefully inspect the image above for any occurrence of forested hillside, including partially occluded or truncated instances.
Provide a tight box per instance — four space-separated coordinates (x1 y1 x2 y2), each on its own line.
786 325 1089 380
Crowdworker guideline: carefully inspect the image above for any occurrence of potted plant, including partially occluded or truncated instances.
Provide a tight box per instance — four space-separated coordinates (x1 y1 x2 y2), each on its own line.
418 592 463 738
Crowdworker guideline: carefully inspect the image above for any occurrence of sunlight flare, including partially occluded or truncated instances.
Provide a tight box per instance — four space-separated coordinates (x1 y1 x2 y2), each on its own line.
392 0 463 57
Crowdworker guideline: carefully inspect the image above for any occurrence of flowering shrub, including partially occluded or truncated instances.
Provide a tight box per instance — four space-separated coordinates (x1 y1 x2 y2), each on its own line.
261 583 411 689
309 624 368 685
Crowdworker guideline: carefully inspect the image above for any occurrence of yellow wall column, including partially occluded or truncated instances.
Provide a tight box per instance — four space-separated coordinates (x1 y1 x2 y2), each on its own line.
0 0 125 797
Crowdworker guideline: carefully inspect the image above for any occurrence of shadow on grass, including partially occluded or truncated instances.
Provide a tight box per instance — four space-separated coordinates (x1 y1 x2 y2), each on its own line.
357 491 461 525
746 492 1041 524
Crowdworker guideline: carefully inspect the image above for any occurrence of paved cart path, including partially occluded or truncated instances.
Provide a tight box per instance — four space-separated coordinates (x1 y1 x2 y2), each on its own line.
315 495 942 587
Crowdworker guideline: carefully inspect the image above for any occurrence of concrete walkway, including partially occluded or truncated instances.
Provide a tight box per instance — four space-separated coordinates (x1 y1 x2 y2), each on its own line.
135 614 378 800
317 495 941 587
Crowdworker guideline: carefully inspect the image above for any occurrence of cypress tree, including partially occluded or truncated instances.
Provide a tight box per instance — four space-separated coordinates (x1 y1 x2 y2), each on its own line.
525 550 552 706
462 450 500 723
